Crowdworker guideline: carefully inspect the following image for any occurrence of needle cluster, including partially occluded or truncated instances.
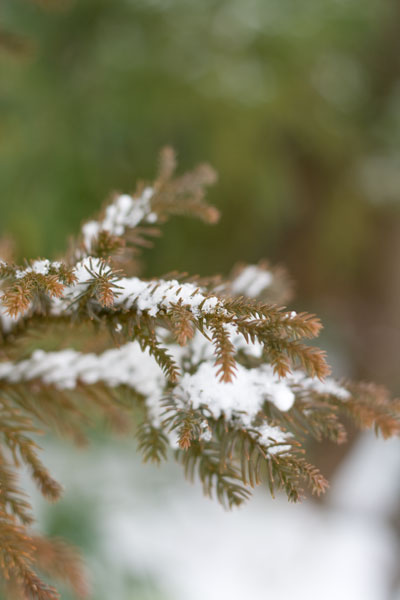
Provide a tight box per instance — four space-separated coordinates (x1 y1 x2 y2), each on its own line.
0 149 398 598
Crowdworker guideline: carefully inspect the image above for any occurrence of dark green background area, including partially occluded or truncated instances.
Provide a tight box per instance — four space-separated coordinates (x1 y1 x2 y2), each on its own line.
2 0 400 387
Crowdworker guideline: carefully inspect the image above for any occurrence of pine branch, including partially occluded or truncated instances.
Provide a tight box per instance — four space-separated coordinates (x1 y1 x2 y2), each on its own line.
0 149 398 597
0 509 59 600
162 395 205 450
209 321 237 383
136 422 168 464
263 338 330 379
29 536 89 599
176 442 251 509
134 322 180 383
169 305 195 346
335 381 400 438
267 454 329 501
0 453 33 526
1 409 62 501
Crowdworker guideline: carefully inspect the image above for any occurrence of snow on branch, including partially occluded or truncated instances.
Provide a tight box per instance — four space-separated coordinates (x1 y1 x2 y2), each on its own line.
0 255 330 384
81 188 156 254
0 149 399 598
75 147 219 261
0 330 364 470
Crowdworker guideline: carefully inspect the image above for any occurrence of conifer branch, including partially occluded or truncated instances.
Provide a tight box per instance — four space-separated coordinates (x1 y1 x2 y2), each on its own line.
0 150 398 596
0 453 33 526
136 422 168 464
28 536 89 600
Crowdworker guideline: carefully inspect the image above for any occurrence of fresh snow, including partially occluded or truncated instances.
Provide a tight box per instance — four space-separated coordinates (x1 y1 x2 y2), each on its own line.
82 188 154 252
114 277 223 317
48 256 225 319
231 265 273 297
289 370 351 400
0 256 350 453
177 361 295 416
0 332 350 454
15 259 56 279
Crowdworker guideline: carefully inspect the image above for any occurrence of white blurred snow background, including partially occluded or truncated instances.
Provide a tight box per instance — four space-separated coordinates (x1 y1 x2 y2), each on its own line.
28 432 400 600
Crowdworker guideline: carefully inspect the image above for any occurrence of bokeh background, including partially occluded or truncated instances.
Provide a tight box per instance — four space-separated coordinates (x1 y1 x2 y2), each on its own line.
1 1 400 598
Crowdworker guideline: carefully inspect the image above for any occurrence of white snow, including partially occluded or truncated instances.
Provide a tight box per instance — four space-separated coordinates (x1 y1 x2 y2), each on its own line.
0 253 350 456
0 333 353 456
0 340 294 420
46 261 225 321
81 221 100 250
177 361 295 418
0 308 351 453
15 259 54 279
289 370 351 400
50 257 115 313
2 342 164 395
82 188 155 252
71 257 106 285
0 336 295 452
114 276 224 317
231 265 273 297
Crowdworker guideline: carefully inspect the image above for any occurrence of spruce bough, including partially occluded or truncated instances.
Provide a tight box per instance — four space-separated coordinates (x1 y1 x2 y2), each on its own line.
0 149 398 598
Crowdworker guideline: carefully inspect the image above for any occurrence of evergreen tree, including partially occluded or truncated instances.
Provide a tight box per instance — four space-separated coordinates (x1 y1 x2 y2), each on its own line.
0 149 398 598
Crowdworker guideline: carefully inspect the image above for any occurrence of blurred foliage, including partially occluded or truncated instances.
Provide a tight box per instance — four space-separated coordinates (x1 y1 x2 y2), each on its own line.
1 0 400 377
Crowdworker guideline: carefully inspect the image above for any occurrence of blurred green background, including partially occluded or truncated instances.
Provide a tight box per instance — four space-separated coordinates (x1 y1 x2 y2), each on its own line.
2 1 400 597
